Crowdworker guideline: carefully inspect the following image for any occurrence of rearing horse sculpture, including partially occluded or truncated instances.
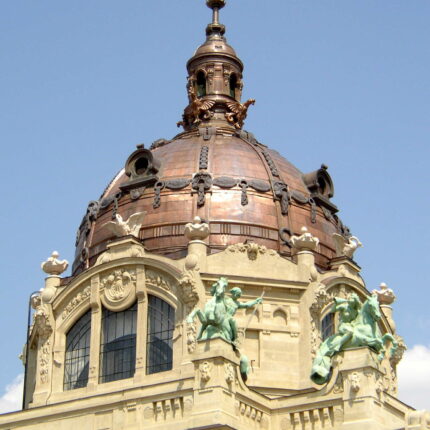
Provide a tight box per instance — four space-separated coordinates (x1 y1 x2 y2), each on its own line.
311 294 398 385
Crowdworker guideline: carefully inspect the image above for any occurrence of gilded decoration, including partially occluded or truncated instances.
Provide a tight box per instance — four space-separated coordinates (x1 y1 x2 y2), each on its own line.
177 86 215 129
101 268 137 311
225 99 255 129
61 286 91 320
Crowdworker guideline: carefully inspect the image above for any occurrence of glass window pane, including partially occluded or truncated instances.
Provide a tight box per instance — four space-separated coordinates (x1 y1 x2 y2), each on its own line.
64 310 91 391
99 302 137 383
146 296 175 375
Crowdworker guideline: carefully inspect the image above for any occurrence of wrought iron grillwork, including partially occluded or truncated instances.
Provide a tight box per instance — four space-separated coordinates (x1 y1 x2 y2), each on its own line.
146 296 175 375
99 302 137 383
64 310 91 391
321 312 335 341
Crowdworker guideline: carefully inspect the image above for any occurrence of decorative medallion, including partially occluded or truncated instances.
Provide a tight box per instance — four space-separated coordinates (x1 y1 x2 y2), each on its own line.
101 269 137 311
192 172 212 207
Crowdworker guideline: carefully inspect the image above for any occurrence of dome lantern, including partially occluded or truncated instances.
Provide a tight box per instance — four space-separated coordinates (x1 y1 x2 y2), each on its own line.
178 0 255 131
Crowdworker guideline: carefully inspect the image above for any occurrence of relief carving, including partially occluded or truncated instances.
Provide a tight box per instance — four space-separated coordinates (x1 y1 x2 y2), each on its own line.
227 242 277 260
146 270 173 292
102 269 136 303
192 172 212 207
199 361 212 382
62 286 91 320
225 363 235 384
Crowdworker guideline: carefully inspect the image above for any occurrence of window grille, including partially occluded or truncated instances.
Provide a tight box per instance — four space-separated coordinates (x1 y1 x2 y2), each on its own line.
99 302 137 383
64 310 91 391
321 312 335 341
146 296 175 375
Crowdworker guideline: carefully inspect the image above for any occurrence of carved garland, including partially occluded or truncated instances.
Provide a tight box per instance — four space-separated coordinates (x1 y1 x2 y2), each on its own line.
62 286 91 320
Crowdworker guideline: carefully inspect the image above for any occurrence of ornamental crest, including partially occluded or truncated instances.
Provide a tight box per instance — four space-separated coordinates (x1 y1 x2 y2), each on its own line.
101 268 136 310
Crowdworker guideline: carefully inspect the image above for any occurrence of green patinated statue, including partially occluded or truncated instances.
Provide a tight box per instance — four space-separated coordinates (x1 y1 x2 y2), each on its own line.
187 277 262 380
311 293 398 385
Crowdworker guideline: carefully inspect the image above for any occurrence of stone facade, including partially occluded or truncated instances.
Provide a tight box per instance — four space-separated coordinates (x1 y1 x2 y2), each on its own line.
0 231 423 430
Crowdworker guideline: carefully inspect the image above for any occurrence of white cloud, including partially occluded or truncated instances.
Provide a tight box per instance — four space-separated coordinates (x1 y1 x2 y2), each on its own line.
398 344 430 411
0 374 23 414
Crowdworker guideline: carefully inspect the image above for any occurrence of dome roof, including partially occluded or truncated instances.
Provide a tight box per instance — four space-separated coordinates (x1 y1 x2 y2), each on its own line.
72 126 348 275
71 1 351 275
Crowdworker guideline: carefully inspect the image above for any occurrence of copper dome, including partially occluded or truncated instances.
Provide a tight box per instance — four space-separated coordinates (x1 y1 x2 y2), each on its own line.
71 2 351 275
72 126 349 275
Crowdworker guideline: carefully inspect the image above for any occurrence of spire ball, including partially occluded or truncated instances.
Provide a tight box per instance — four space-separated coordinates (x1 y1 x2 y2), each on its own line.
206 0 226 10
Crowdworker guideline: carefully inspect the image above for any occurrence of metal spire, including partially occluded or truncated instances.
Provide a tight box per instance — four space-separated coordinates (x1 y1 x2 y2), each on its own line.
205 0 226 37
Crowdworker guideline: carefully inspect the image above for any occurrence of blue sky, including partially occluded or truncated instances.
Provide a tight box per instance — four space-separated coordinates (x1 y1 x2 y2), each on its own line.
0 0 429 411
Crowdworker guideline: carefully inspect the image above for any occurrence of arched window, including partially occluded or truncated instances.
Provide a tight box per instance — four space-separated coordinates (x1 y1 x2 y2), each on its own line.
196 71 207 97
229 73 237 98
146 296 175 375
321 312 335 341
99 302 137 383
64 310 91 390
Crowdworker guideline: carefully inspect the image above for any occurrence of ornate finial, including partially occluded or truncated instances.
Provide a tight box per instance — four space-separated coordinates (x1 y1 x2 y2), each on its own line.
41 251 69 276
291 227 319 252
205 0 226 37
184 216 210 241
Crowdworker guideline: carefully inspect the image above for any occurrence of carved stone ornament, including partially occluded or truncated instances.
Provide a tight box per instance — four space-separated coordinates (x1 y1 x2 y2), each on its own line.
225 362 235 384
184 216 210 241
62 286 91 320
199 361 212 382
41 251 69 276
333 233 362 259
390 335 407 366
192 172 212 207
227 242 277 260
349 372 361 393
225 99 255 129
101 269 137 311
372 282 396 305
150 138 169 150
291 227 319 252
101 212 146 238
213 176 238 189
95 238 145 266
146 270 173 292
33 304 53 341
